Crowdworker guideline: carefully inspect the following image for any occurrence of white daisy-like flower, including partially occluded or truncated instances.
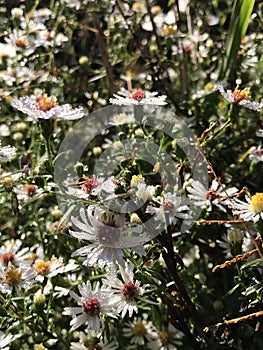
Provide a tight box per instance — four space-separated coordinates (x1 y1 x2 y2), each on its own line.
109 113 135 126
66 176 115 201
11 94 85 121
123 317 158 346
218 83 263 111
187 179 238 212
34 257 78 282
63 281 116 332
102 262 155 318
147 322 184 350
0 43 16 63
0 142 16 162
69 206 146 268
0 331 20 350
256 129 263 138
4 29 36 56
0 240 30 267
109 88 167 106
0 263 36 294
249 145 263 163
146 192 191 226
231 192 263 222
70 329 118 350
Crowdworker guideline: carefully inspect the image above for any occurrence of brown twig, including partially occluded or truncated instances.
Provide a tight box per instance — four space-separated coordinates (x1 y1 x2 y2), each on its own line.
212 249 258 272
203 310 263 333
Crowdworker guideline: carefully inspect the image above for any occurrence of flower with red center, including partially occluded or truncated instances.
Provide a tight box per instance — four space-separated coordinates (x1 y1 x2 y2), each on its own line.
218 83 263 111
109 88 167 106
69 206 145 268
81 177 101 194
130 88 146 101
0 240 30 267
121 280 139 300
102 263 155 318
249 145 263 163
0 252 15 266
63 281 115 332
187 179 238 212
83 297 100 315
146 192 191 228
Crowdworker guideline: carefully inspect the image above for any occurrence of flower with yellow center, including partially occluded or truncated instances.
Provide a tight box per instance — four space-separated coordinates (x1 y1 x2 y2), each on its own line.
11 94 85 121
36 94 56 111
249 193 263 214
218 83 263 111
123 318 158 346
130 175 145 187
35 261 52 276
0 263 36 294
232 86 251 103
3 266 22 286
231 192 263 222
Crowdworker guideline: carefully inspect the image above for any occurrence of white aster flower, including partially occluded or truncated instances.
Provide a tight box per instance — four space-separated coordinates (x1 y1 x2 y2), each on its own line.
146 192 191 226
218 83 263 111
4 29 36 56
0 43 16 63
102 262 155 318
0 331 19 350
147 322 184 350
0 142 16 162
256 129 263 138
63 281 115 332
69 206 145 268
249 145 263 163
109 88 167 106
123 317 158 346
66 176 115 200
70 329 118 350
11 94 85 121
187 179 238 212
231 192 263 222
0 263 36 294
0 240 30 267
109 113 135 125
34 257 78 282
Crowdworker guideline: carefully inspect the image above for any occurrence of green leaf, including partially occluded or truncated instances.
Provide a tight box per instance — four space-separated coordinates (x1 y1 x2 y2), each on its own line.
220 0 255 79
240 258 263 269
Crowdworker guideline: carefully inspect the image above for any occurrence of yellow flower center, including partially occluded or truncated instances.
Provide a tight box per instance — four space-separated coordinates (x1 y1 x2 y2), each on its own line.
35 261 52 275
3 267 22 286
232 86 251 103
162 25 177 36
36 94 56 111
132 322 147 337
130 175 145 187
249 193 263 214
15 38 27 49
